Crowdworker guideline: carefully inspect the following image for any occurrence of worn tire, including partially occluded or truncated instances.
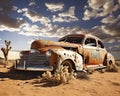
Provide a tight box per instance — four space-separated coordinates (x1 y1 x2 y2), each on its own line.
61 60 73 73
106 60 118 72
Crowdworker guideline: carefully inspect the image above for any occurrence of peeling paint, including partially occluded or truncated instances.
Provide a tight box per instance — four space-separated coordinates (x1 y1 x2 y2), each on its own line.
15 34 115 72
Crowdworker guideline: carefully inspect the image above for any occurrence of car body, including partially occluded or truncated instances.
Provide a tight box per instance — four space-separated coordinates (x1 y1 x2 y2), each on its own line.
14 34 115 72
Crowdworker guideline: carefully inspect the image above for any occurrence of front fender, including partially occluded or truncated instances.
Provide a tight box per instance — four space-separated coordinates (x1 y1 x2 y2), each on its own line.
51 48 83 71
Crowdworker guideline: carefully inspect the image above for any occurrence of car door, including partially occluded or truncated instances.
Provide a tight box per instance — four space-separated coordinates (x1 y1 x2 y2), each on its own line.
83 37 99 65
97 40 107 64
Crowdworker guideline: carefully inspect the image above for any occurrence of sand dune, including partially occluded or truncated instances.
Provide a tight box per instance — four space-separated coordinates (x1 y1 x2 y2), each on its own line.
0 62 120 96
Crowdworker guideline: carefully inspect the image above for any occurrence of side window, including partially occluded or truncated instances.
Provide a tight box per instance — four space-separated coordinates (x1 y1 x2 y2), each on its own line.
98 40 104 48
85 38 97 47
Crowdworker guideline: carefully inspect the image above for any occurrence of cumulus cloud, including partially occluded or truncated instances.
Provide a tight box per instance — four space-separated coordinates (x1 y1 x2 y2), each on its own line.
89 25 120 52
82 9 97 20
0 15 25 28
22 8 51 26
89 26 117 43
19 23 41 36
0 0 25 29
83 0 120 20
45 2 64 12
83 0 120 42
102 22 120 36
53 6 78 22
101 14 120 24
18 21 86 38
29 0 36 6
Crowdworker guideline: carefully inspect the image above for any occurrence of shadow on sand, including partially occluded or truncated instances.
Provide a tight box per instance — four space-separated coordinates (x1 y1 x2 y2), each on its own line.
0 66 44 80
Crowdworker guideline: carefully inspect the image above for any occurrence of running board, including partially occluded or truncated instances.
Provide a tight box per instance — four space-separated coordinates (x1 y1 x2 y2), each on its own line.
94 66 107 70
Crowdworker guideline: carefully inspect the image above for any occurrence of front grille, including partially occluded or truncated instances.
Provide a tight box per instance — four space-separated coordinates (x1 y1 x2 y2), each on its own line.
21 53 48 66
28 52 47 65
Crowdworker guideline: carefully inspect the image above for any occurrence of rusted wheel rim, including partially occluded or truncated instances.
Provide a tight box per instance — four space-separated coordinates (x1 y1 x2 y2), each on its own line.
61 60 73 73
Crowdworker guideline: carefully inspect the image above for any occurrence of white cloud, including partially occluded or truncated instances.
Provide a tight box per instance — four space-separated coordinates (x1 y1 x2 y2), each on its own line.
83 0 120 43
22 8 51 26
53 6 78 22
17 21 86 38
83 0 120 20
98 0 118 17
102 22 120 36
19 23 41 36
83 9 97 20
17 9 23 13
101 14 120 24
0 14 25 29
0 24 21 32
45 2 64 12
12 6 18 11
88 0 106 9
29 0 36 6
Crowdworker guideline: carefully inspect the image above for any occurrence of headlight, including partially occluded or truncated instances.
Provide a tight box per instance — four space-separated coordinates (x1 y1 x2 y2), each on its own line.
30 49 39 53
46 50 52 57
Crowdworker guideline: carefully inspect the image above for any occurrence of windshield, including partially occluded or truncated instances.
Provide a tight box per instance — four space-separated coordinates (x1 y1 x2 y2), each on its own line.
59 36 84 44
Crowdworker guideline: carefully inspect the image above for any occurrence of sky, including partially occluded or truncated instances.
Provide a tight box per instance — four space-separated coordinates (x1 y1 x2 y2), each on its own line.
0 0 120 60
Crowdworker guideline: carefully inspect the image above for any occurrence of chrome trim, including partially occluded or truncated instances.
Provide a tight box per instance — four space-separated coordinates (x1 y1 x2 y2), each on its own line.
14 64 53 71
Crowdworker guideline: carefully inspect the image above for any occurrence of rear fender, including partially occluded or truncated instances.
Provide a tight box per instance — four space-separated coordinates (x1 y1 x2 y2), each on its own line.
50 48 83 71
106 53 115 65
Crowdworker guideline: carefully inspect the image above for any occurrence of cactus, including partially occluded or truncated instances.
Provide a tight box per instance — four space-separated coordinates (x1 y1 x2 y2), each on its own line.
1 40 12 67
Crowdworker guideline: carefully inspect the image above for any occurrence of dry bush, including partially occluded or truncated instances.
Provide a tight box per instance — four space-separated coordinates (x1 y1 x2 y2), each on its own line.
42 65 76 84
115 61 120 66
0 60 8 67
106 64 118 72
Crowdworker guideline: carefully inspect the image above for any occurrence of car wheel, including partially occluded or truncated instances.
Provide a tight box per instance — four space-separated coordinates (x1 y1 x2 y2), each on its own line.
61 60 73 73
106 60 118 72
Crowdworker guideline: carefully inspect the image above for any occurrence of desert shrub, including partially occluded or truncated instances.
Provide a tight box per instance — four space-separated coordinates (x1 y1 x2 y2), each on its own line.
42 65 76 84
115 61 120 66
0 60 8 67
106 64 118 72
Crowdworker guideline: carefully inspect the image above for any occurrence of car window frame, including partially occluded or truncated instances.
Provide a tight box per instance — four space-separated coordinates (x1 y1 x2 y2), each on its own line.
84 37 97 47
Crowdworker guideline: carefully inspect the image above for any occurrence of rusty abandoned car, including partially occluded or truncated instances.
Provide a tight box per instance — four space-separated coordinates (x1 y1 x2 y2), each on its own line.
14 34 116 73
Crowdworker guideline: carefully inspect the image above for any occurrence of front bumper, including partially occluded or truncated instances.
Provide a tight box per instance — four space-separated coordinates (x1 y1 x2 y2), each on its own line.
14 52 53 71
14 62 53 71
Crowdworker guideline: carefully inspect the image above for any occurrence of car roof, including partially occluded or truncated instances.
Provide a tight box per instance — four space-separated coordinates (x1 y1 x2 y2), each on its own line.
59 34 101 41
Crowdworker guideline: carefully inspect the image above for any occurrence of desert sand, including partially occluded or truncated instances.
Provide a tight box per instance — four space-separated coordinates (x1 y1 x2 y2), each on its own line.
0 61 120 96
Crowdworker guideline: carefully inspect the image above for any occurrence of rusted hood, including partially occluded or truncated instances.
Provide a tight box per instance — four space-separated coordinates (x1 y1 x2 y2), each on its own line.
31 39 79 50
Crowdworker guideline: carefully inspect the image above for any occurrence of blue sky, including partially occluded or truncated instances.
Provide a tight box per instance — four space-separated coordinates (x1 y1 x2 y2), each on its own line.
0 0 120 60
